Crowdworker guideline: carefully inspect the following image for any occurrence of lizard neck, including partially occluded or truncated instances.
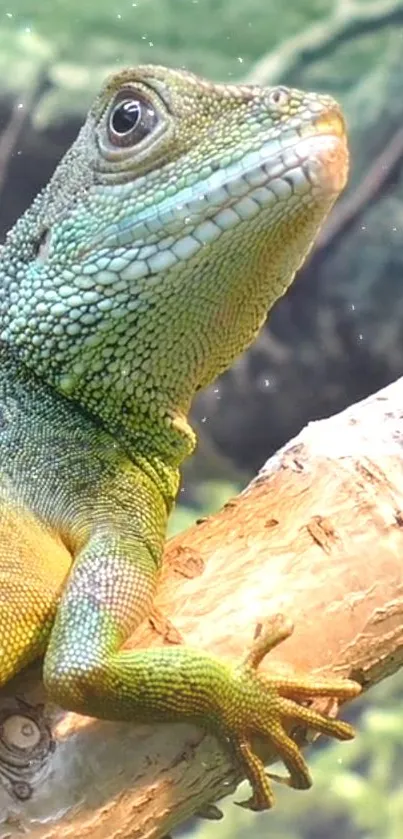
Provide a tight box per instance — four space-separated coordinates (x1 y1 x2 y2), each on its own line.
0 201 306 469
0 168 341 471
0 220 264 470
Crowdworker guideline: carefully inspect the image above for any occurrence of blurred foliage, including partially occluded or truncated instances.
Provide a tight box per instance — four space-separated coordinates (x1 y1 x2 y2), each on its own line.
1 2 403 838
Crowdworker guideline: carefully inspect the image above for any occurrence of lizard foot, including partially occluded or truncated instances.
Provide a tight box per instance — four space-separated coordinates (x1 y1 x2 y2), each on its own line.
222 614 360 811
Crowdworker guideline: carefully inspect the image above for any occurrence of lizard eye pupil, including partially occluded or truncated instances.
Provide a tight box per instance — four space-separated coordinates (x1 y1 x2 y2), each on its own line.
112 99 141 134
108 92 158 147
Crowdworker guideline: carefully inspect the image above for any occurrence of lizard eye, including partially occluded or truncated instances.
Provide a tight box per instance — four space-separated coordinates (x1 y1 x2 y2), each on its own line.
108 91 158 147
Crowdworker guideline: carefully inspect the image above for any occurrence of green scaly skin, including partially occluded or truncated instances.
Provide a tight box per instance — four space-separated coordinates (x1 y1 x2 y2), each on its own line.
0 65 359 810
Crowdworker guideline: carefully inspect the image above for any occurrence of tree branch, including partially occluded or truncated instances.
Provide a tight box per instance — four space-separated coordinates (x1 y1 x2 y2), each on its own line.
246 0 403 86
1 377 403 837
0 68 49 198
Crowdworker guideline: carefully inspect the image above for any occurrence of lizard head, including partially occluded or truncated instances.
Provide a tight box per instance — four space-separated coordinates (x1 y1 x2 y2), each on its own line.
0 66 348 460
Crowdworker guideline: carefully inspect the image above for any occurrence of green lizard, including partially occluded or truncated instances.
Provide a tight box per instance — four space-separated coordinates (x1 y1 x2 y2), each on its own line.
0 65 359 811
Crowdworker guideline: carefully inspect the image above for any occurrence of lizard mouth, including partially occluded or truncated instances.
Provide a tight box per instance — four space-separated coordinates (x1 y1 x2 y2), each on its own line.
173 131 348 249
298 108 348 194
81 113 348 278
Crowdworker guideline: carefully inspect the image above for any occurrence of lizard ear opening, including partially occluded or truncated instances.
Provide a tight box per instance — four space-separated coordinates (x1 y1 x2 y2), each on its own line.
34 228 51 263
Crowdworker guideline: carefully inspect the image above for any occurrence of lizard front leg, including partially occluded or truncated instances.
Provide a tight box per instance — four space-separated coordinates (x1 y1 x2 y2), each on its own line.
43 474 359 811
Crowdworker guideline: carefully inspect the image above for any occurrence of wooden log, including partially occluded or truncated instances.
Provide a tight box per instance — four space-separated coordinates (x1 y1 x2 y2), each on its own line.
1 378 403 838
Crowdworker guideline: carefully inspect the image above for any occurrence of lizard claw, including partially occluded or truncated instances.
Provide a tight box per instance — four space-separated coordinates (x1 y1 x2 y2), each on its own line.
222 614 360 810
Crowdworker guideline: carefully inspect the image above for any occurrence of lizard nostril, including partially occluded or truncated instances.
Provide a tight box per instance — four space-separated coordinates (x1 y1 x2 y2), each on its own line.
34 228 51 263
267 87 290 108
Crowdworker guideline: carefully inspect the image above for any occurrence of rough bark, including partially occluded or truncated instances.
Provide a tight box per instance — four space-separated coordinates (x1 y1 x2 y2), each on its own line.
1 377 403 838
